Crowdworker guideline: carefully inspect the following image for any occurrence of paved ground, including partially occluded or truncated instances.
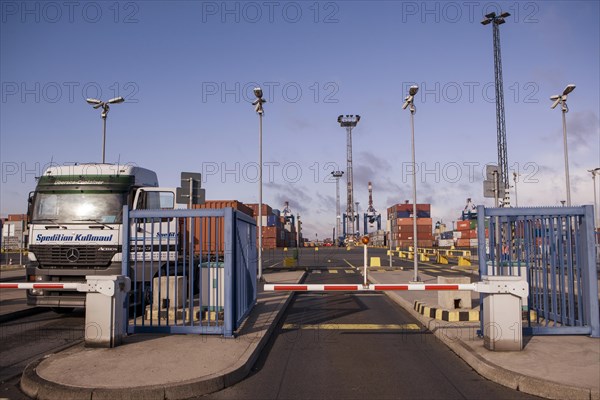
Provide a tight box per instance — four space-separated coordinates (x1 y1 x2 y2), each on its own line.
18 270 305 400
5 247 600 400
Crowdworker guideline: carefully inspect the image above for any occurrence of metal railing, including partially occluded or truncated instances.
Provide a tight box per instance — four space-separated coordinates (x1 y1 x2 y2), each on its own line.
123 207 257 337
477 205 599 337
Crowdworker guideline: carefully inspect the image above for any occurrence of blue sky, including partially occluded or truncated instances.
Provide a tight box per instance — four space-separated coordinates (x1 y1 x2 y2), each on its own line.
1 1 599 238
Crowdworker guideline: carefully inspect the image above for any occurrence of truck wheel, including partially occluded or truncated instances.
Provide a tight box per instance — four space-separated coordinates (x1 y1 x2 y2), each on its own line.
51 307 75 314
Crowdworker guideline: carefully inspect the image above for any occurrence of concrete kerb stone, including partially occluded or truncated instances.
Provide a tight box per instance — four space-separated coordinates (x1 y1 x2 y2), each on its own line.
21 271 307 400
367 275 595 400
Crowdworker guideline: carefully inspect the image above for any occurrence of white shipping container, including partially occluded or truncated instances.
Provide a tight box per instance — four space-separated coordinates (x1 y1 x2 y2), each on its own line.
438 239 454 247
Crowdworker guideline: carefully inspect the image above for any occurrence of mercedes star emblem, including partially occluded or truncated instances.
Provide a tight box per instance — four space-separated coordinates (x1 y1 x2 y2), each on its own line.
66 248 80 262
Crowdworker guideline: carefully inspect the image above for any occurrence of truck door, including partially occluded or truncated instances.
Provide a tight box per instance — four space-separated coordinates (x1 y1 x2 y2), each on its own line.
131 188 177 261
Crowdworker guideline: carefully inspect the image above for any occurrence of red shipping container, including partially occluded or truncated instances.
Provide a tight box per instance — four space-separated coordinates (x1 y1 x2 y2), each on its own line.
186 200 255 254
246 203 273 218
456 239 473 247
396 218 433 226
456 220 470 231
395 203 431 212
395 224 432 234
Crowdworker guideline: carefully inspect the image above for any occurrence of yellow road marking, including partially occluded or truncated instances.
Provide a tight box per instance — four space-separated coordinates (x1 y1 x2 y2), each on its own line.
328 269 338 274
345 270 356 274
282 323 420 330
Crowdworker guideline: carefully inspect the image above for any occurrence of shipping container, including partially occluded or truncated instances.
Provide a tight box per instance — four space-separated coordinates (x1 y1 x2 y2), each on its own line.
457 220 477 230
437 239 455 247
192 201 253 217
267 214 281 227
396 203 431 212
455 229 477 239
246 203 273 218
8 214 27 222
394 224 432 234
395 218 433 226
388 204 431 219
187 201 254 254
396 232 433 240
440 231 454 240
456 239 471 247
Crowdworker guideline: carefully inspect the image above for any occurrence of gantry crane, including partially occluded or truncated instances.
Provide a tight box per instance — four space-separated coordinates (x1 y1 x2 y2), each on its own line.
363 181 381 234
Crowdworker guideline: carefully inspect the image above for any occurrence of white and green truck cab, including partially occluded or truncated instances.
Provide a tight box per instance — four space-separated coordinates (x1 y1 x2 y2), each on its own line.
26 163 176 311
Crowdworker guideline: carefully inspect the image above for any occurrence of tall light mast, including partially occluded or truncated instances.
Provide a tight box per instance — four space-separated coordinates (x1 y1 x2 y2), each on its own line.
338 114 360 242
482 11 511 207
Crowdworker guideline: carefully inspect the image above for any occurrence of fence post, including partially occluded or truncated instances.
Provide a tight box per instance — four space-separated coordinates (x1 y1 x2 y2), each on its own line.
581 205 600 337
224 208 234 337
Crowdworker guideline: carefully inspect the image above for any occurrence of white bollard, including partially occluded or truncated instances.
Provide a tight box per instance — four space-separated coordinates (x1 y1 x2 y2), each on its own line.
84 275 131 348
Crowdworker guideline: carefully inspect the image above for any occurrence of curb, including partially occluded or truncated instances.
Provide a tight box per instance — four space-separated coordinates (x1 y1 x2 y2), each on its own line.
413 300 479 322
369 275 596 400
20 271 307 400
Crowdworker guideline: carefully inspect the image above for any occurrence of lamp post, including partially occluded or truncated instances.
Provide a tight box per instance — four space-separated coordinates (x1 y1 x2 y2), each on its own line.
513 172 519 207
550 84 576 206
331 171 344 245
355 201 360 236
589 168 600 229
86 97 125 163
402 85 420 283
252 87 266 281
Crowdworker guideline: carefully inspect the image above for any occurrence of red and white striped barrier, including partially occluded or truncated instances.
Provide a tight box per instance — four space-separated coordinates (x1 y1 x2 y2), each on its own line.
0 282 80 290
0 278 124 297
264 281 528 298
264 283 479 292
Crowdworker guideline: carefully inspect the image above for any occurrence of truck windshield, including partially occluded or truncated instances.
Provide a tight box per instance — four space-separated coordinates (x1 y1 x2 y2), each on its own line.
32 192 127 224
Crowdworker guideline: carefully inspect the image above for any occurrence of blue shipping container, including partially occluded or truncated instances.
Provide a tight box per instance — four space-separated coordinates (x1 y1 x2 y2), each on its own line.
267 215 279 227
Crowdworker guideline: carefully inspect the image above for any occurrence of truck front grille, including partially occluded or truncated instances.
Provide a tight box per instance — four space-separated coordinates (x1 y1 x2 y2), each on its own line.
30 245 118 268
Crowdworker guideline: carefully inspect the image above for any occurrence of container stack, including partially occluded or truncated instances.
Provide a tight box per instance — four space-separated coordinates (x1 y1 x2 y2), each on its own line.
455 219 478 248
454 219 489 248
367 229 387 247
246 203 284 249
387 202 433 249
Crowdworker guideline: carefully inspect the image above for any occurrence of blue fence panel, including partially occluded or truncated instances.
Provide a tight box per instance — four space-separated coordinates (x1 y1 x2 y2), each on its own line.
477 205 599 337
122 207 257 337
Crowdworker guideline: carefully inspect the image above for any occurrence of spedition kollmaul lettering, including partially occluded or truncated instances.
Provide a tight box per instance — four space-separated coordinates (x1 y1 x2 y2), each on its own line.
36 234 114 243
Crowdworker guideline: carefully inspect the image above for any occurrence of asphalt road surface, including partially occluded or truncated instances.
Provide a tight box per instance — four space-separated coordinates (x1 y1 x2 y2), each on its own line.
199 249 539 400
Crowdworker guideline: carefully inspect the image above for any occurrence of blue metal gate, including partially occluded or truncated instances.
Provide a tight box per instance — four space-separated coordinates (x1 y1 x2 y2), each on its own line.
122 207 257 337
477 205 599 336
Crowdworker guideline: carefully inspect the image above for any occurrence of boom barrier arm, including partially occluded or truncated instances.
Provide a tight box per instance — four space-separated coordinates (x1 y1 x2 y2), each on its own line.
1 276 130 348
264 279 528 299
